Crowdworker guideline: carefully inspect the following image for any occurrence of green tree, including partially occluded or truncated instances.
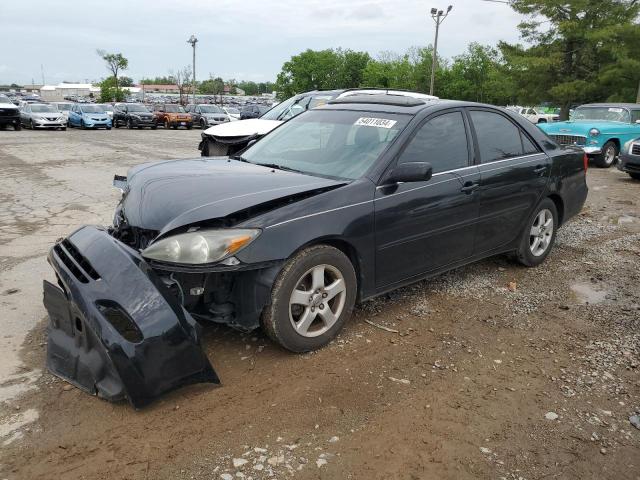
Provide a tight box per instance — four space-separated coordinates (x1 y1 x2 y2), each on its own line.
140 76 176 85
99 76 125 103
119 76 134 87
199 76 225 96
500 0 640 118
275 48 370 99
96 50 128 94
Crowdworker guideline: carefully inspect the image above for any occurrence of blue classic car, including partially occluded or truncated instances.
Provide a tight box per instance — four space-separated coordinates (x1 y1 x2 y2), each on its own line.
67 103 112 130
538 103 640 168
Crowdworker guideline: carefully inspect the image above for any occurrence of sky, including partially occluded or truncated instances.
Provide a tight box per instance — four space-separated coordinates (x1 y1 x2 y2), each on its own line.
0 0 526 86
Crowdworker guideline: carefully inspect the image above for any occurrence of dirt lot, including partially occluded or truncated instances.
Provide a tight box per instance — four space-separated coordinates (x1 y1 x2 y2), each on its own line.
0 128 639 480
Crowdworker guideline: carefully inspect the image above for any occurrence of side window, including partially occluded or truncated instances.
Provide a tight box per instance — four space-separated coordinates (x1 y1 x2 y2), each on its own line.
521 133 539 155
397 111 469 174
469 110 525 163
631 110 640 123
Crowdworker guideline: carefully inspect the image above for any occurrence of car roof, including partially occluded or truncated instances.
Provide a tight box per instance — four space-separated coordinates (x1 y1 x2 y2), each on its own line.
322 96 513 116
580 103 640 109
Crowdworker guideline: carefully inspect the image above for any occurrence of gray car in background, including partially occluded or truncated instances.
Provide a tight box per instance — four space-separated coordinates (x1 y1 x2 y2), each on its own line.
20 103 66 130
184 104 230 128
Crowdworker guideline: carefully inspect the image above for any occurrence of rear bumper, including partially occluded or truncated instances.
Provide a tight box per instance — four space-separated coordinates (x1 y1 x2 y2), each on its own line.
44 226 219 408
617 153 640 175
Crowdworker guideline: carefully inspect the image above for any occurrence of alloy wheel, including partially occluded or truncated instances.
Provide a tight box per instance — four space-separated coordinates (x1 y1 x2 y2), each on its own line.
288 264 347 338
529 209 554 257
604 145 616 165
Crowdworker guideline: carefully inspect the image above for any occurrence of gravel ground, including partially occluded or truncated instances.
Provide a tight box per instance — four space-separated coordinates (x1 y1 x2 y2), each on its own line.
0 128 639 480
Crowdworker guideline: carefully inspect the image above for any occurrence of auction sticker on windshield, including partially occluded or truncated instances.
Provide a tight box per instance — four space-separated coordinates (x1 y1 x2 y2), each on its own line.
355 117 397 129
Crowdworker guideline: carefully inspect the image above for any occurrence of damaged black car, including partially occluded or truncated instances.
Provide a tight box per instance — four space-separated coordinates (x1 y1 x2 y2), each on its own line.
43 94 588 407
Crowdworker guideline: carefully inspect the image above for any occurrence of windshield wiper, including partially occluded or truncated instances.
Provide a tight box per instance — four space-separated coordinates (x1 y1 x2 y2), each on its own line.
255 163 306 174
230 155 250 162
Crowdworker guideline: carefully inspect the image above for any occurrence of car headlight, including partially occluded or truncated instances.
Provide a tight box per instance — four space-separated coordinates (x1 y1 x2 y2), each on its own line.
589 128 600 137
141 229 260 265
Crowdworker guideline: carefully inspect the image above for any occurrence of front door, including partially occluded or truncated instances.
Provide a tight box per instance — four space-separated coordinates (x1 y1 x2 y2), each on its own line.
374 110 480 289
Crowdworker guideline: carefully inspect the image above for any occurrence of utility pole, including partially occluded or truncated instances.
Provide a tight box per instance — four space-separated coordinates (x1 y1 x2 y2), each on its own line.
187 35 198 105
429 5 452 96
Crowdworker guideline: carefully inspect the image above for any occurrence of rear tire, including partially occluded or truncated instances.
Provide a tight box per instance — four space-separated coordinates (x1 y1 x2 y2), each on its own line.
629 173 640 181
262 245 357 353
594 141 618 168
516 198 558 267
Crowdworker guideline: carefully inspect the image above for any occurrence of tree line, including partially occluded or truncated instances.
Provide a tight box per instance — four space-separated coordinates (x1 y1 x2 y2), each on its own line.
275 0 640 119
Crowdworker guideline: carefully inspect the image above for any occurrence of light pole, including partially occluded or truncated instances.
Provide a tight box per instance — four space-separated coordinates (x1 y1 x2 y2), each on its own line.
429 5 452 96
187 34 198 105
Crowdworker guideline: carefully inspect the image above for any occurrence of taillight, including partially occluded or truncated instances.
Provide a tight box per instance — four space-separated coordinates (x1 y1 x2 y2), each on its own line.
583 153 588 172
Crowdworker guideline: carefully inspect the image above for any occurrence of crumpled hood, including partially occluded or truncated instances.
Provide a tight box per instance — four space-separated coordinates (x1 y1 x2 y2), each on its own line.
121 158 344 234
203 118 282 138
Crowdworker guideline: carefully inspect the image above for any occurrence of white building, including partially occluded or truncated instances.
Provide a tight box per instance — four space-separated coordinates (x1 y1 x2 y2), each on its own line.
39 83 100 101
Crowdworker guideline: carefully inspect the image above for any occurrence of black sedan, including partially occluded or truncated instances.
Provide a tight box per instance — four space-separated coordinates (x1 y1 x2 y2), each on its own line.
43 94 588 407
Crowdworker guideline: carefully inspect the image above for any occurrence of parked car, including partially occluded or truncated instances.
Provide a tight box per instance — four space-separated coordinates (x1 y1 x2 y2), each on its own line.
98 104 114 120
68 103 112 129
617 137 640 180
239 104 268 119
539 103 640 168
0 94 21 130
20 103 66 130
152 104 193 129
112 103 157 129
222 106 240 121
52 102 73 122
199 89 438 157
43 94 587 407
184 104 229 128
516 107 559 124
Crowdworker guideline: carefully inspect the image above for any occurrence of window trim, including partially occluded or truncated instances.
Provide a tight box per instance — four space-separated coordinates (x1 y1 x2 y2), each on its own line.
466 107 541 165
391 107 473 176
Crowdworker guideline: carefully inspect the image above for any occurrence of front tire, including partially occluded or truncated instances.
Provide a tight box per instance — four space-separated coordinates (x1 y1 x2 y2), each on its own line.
200 119 206 129
262 245 357 352
516 198 558 267
594 141 618 168
629 173 640 181
127 118 133 129
14 123 21 131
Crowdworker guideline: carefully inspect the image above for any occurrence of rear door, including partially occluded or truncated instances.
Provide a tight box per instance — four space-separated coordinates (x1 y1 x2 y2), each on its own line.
467 108 551 254
375 109 480 288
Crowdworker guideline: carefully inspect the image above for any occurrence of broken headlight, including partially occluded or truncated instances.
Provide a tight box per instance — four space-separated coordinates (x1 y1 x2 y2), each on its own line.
141 229 260 265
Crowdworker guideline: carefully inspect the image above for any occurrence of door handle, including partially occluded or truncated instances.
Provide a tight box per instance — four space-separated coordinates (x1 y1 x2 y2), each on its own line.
460 182 479 194
533 165 548 174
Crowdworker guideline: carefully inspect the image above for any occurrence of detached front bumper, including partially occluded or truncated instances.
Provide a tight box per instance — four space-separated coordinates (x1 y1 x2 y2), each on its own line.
43 226 219 408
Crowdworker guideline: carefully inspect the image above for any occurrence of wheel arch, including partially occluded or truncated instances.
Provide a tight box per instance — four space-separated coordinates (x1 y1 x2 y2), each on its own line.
295 237 364 301
547 193 565 226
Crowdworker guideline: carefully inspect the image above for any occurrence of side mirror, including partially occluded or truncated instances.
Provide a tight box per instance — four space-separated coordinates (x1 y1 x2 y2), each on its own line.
387 162 433 184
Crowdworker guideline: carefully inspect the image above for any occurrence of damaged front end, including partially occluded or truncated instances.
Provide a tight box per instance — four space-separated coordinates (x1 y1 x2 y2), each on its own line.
43 226 219 408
